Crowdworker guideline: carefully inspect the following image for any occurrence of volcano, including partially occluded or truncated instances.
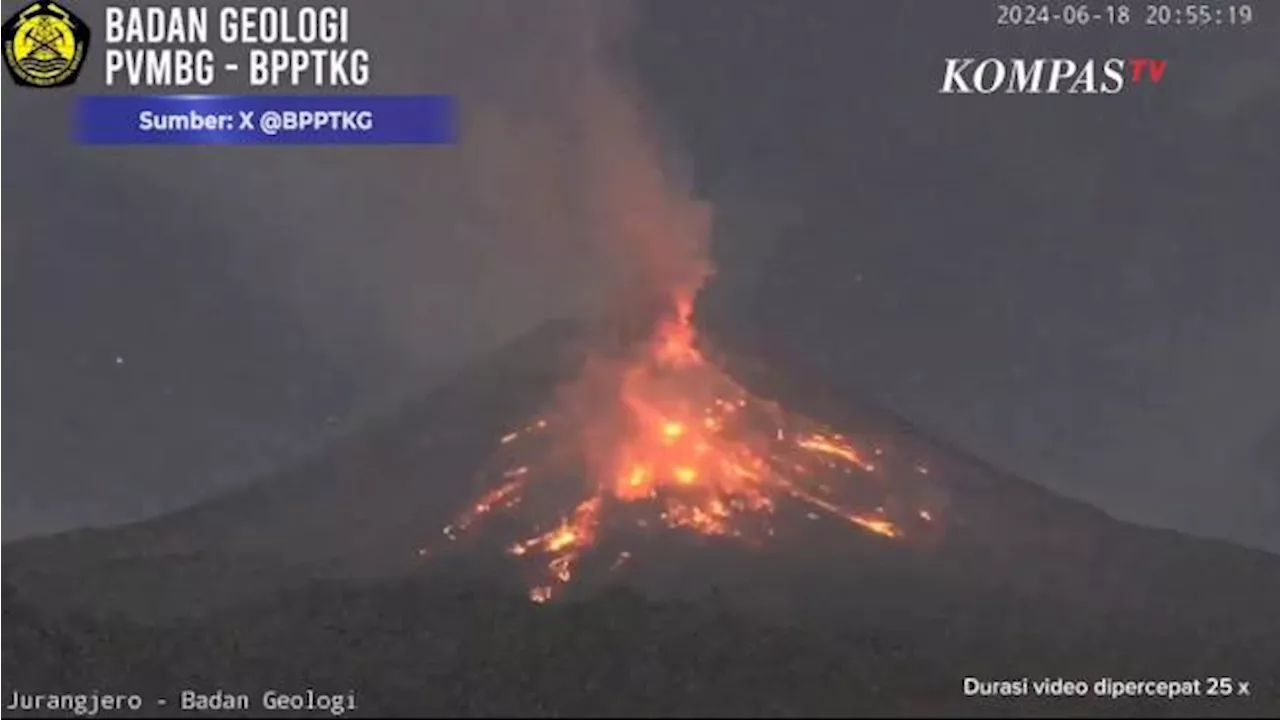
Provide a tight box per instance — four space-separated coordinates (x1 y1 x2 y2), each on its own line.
2 307 951 617
6 309 1280 716
435 294 943 605
11 294 1258 622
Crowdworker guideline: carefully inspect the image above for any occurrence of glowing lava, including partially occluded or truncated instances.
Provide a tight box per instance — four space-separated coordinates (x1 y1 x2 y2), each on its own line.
441 293 939 603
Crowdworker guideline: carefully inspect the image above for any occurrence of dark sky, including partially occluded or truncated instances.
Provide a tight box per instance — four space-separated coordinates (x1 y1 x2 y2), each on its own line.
4 1 1278 551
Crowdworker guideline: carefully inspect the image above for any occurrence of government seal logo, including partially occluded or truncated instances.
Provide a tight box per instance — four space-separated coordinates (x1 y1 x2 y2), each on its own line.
3 2 90 88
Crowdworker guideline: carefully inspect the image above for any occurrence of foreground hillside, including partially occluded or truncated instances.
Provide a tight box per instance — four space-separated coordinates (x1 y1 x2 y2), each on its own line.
4 575 1276 718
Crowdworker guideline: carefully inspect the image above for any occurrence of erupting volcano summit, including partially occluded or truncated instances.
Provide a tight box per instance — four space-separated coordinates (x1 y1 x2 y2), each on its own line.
431 26 945 601
440 288 943 603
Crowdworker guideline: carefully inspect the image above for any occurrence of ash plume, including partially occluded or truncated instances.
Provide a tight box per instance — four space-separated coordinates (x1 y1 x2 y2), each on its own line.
568 5 715 322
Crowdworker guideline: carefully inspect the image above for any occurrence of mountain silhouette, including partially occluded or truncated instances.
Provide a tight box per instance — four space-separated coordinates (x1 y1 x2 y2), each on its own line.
4 319 1278 717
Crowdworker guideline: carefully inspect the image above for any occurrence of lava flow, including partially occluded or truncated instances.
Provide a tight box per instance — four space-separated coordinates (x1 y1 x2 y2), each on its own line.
440 290 941 603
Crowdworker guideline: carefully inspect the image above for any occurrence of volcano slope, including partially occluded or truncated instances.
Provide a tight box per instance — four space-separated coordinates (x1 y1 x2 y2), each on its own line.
4 318 1279 717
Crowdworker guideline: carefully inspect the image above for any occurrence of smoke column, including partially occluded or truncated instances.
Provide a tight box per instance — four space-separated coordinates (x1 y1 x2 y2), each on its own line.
569 3 715 317
228 0 715 403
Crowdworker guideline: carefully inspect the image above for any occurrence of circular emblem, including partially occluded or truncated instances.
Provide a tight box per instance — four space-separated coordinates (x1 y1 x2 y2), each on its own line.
3 2 90 88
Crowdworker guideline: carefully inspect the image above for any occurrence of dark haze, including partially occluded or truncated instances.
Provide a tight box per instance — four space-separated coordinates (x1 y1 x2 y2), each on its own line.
3 0 1278 552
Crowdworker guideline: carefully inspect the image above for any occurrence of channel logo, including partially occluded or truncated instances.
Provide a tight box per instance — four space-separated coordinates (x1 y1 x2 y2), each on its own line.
939 57 1168 95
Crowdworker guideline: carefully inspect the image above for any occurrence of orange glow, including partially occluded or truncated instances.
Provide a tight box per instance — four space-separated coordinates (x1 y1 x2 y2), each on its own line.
440 288 940 601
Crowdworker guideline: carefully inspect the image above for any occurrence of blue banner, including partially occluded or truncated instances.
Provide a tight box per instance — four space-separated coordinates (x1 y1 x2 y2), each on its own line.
76 95 456 146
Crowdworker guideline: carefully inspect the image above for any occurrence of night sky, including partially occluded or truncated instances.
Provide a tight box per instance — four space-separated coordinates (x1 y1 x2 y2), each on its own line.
4 1 1278 551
